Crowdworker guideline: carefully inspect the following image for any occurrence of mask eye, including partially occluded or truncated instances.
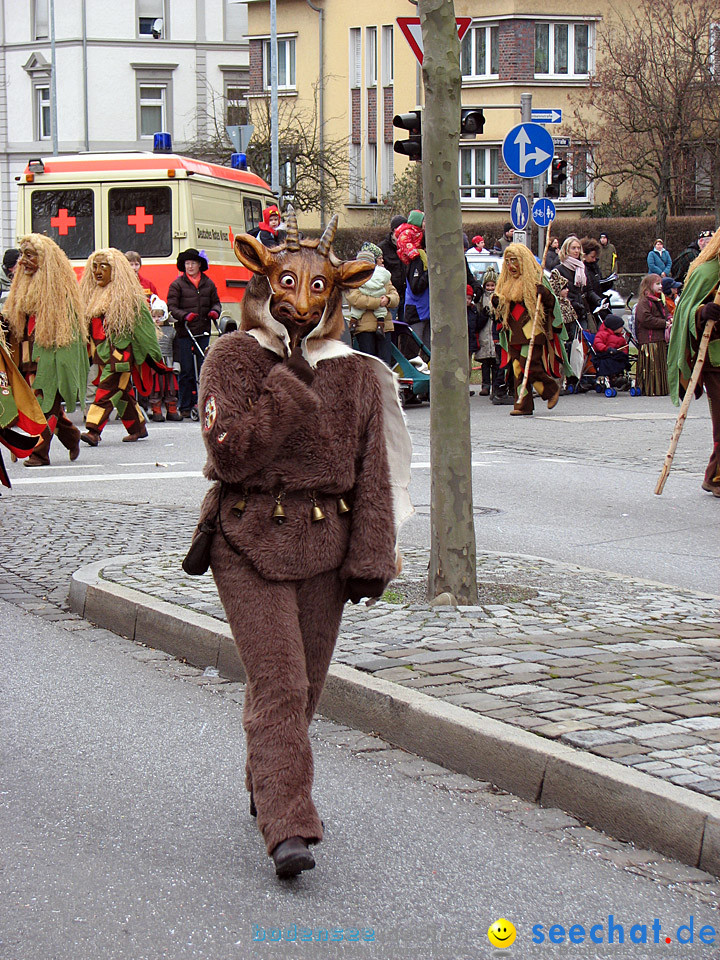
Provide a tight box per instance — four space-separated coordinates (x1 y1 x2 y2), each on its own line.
311 278 326 292
279 273 296 289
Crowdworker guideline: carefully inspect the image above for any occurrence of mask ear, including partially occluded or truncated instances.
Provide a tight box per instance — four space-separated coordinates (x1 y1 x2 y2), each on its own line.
337 259 376 289
234 234 275 274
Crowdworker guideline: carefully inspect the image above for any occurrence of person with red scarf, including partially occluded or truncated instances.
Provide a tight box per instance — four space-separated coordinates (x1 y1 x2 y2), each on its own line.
635 273 670 395
254 206 287 249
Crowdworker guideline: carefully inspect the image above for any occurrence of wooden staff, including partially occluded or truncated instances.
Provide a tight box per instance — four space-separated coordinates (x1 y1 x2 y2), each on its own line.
655 313 716 495
517 224 554 402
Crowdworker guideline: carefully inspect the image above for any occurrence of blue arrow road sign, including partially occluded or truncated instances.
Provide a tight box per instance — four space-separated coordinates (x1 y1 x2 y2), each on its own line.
510 193 530 231
502 123 555 179
531 108 562 124
532 197 556 227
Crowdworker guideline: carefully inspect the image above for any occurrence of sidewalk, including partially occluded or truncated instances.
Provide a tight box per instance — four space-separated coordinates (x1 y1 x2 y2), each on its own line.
69 546 720 876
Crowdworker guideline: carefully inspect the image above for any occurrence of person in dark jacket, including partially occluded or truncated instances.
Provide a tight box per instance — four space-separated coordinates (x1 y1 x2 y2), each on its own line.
545 237 561 272
378 215 407 324
635 273 670 395
167 248 222 416
582 236 614 321
671 230 712 283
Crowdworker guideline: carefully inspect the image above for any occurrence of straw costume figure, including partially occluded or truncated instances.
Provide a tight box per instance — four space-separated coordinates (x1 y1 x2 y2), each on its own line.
188 211 412 879
668 228 720 498
4 234 88 466
494 243 567 415
80 248 167 445
0 325 47 486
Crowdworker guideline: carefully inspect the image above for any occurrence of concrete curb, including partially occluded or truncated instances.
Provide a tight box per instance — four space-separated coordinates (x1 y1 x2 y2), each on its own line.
69 561 720 877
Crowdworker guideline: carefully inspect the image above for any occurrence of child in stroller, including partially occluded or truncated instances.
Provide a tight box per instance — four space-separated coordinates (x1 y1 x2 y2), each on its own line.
591 313 631 390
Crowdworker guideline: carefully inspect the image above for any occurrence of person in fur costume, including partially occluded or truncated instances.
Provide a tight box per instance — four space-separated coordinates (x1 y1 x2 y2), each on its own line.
190 210 412 879
494 243 567 416
668 227 720 498
4 234 88 466
0 326 47 486
80 249 167 445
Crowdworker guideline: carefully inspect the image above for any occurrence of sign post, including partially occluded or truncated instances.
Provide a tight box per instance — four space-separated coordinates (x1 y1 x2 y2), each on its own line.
396 16 471 64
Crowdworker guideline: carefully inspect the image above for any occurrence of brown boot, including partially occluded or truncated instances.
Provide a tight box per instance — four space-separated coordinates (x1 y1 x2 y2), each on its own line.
165 402 183 422
24 453 50 467
150 404 165 423
271 837 315 879
81 430 100 446
122 425 149 442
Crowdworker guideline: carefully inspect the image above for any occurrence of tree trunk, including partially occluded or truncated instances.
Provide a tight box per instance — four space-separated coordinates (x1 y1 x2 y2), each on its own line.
656 154 671 239
419 0 478 604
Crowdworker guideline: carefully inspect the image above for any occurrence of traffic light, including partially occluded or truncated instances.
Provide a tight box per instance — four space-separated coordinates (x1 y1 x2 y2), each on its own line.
393 110 422 161
460 108 485 138
546 158 567 198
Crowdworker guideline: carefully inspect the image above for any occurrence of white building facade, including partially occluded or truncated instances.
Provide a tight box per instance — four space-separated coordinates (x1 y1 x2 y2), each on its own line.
0 0 249 248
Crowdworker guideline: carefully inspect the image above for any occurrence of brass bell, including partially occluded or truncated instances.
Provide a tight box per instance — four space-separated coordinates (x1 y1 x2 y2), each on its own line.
272 499 286 524
337 497 350 515
311 501 326 523
231 497 247 516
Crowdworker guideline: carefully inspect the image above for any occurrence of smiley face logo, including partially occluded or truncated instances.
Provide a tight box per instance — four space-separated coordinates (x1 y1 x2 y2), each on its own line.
488 918 516 948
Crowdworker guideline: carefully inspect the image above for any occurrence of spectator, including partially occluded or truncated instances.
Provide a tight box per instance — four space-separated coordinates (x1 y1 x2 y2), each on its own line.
0 248 20 312
545 237 561 272
661 276 681 319
253 205 286 248
598 233 618 277
148 295 182 422
497 222 514 253
593 313 630 387
395 211 430 354
167 248 222 417
379 215 407 325
671 230 713 283
466 284 479 396
635 273 670 395
475 272 498 396
125 250 159 301
647 239 672 277
345 245 398 365
581 237 604 317
471 235 487 254
556 236 588 329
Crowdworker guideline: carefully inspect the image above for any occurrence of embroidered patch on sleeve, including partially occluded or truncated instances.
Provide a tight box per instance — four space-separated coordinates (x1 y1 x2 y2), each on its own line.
203 395 217 431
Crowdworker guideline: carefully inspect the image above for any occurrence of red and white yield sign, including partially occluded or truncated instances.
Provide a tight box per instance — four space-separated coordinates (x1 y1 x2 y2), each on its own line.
396 16 471 65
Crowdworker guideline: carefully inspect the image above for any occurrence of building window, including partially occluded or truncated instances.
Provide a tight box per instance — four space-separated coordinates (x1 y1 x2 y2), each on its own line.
541 149 592 200
263 38 296 90
349 143 362 202
349 28 361 88
460 146 499 200
36 85 51 140
139 85 166 138
33 0 49 40
366 27 377 87
381 25 393 86
138 0 166 39
535 22 592 77
366 143 378 201
461 25 499 78
381 141 394 196
31 189 95 260
225 0 247 43
224 83 247 126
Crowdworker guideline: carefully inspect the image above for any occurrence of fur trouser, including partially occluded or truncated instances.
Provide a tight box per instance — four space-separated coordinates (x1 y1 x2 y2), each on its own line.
31 392 80 463
85 360 145 437
703 368 720 489
210 535 345 855
508 343 558 413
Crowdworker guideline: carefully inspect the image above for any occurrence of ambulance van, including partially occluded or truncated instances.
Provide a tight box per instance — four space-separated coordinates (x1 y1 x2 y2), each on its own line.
15 144 275 324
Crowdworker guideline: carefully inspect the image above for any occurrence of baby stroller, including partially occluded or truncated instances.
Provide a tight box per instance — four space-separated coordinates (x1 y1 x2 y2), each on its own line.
185 315 235 420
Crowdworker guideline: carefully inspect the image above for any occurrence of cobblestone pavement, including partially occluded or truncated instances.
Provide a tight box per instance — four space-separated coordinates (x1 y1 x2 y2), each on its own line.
2 495 720 901
98 546 720 801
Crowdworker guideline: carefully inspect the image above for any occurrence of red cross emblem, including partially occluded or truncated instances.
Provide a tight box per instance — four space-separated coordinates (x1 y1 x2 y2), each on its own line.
128 206 154 233
50 208 76 235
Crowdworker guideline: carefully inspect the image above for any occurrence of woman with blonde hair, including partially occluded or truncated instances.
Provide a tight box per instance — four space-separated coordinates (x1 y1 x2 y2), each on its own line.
80 248 166 445
556 235 589 329
4 233 88 466
635 273 670 396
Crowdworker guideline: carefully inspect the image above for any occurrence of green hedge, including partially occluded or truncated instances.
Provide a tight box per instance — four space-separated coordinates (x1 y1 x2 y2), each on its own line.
308 216 717 274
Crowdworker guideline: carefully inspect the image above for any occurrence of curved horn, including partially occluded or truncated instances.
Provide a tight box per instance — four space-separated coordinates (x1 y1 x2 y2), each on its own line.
285 206 300 251
317 214 339 257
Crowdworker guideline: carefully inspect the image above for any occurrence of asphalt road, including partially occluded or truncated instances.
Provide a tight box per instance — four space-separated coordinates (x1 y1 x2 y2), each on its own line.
2 601 718 960
4 391 717 593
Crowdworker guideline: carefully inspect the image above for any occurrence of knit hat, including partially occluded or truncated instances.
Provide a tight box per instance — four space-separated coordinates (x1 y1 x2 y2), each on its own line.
466 284 474 296
407 210 424 228
604 314 625 331
471 235 484 245
698 230 713 240
390 215 407 232
355 248 376 264
360 241 382 260
2 248 20 272
503 222 513 233
150 295 168 319
482 268 498 287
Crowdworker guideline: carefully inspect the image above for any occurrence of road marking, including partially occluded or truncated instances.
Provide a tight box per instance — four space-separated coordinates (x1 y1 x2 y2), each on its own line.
10 470 205 485
116 461 188 467
411 461 508 468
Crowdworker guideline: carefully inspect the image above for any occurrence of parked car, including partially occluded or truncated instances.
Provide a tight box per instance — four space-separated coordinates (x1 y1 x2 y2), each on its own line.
465 250 503 285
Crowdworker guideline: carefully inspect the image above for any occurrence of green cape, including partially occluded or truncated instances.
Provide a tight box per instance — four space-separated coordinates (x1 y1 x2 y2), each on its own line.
31 330 90 415
94 302 164 368
668 258 720 405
